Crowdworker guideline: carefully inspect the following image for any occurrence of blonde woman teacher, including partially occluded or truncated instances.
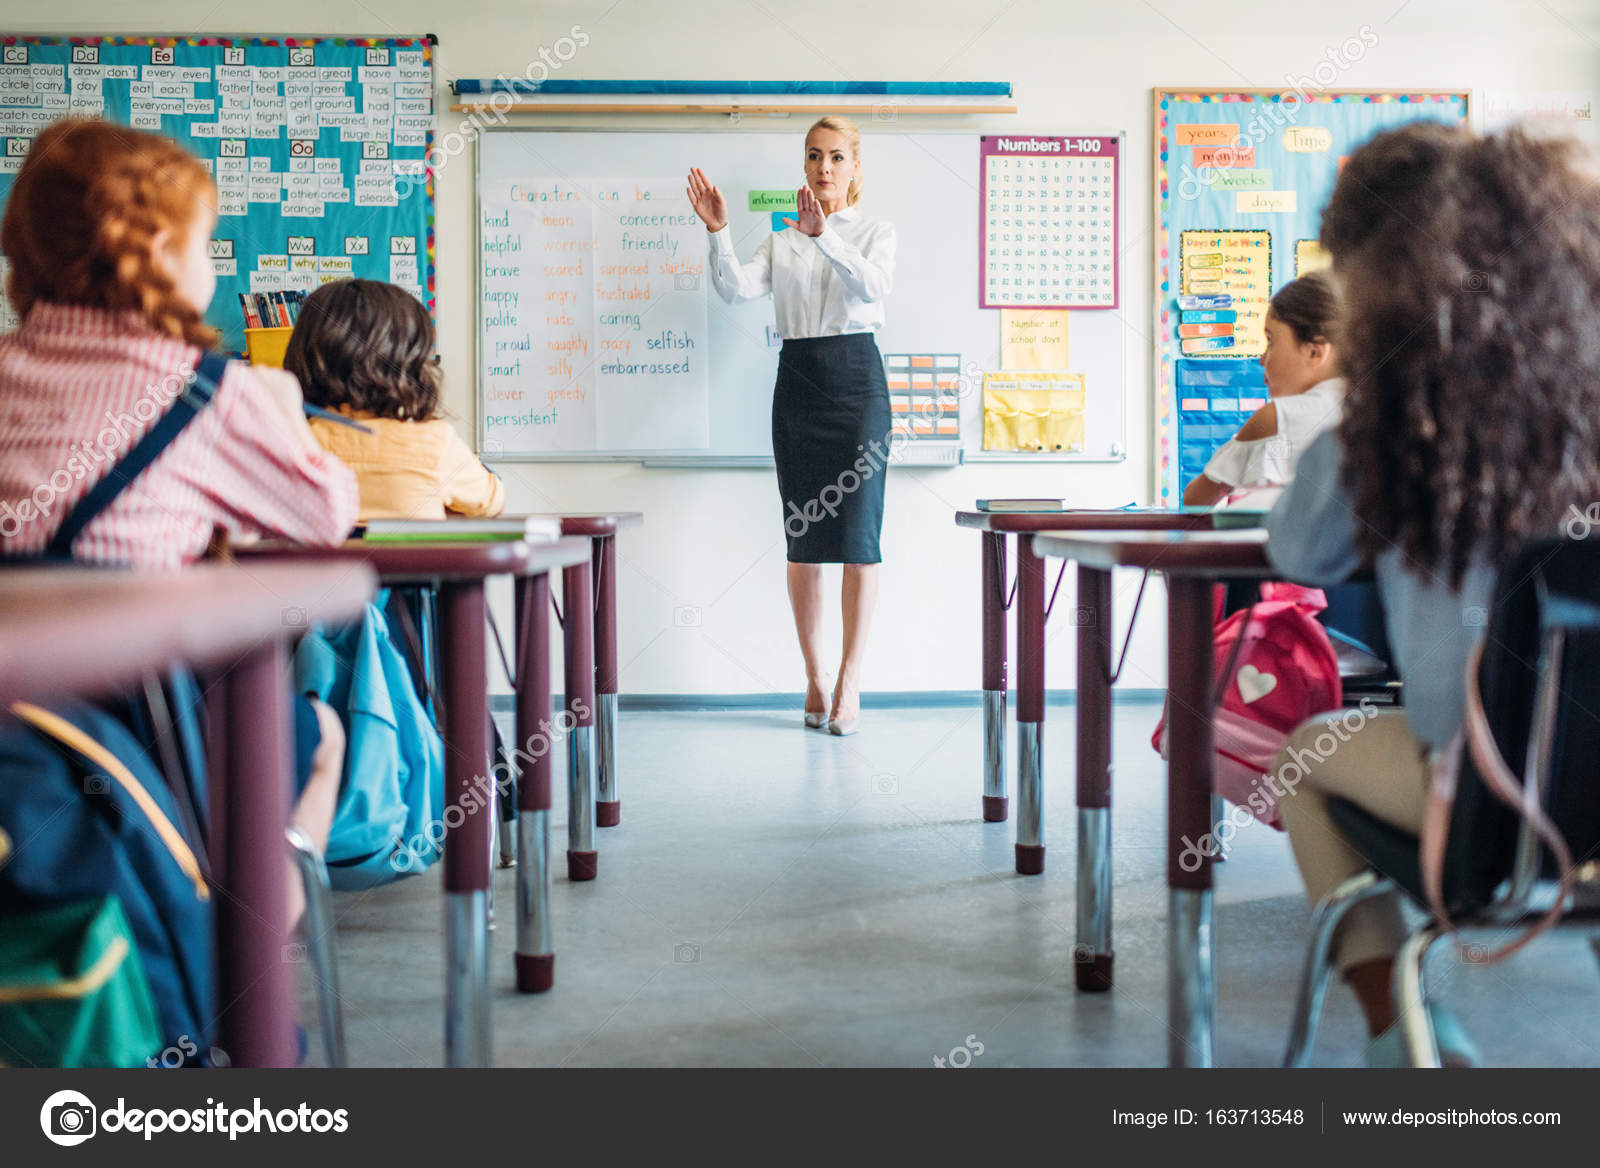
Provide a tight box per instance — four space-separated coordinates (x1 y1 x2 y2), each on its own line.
687 116 896 736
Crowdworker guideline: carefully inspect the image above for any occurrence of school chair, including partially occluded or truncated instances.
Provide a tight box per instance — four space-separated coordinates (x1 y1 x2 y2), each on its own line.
286 828 346 1066
1320 582 1402 707
1283 538 1600 1068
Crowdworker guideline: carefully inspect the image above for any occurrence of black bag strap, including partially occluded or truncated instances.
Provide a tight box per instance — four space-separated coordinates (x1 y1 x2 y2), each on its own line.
45 351 231 558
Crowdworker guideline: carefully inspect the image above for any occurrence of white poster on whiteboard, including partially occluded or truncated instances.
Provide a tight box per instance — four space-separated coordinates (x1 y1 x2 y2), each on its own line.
479 177 709 454
592 179 708 449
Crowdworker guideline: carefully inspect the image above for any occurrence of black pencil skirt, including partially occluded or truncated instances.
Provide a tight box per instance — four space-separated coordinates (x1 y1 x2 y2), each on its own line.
771 332 892 564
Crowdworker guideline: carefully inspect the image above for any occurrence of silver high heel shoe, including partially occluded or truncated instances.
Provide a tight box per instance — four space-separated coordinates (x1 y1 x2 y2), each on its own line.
805 677 831 729
827 684 860 735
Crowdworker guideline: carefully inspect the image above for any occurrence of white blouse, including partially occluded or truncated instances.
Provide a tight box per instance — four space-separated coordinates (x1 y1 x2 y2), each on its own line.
706 206 896 339
1204 376 1346 490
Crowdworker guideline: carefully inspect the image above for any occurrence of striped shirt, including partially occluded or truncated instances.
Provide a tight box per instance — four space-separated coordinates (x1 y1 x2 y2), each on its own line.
0 303 359 569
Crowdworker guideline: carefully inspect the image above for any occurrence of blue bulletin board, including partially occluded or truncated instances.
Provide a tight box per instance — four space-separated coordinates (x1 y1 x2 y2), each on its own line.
1154 89 1469 501
0 34 436 355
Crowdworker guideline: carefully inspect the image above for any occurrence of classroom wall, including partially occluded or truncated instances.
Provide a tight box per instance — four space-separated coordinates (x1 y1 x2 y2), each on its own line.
8 1 1597 696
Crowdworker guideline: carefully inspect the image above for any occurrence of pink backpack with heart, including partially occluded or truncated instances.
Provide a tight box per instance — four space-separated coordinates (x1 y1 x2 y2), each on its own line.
1151 582 1342 830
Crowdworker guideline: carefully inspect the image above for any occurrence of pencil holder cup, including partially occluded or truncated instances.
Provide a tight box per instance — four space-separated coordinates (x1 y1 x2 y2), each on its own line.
243 326 294 368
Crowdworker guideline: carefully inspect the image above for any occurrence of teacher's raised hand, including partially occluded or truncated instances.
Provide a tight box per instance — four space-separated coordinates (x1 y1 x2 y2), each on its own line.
686 167 728 232
782 185 826 237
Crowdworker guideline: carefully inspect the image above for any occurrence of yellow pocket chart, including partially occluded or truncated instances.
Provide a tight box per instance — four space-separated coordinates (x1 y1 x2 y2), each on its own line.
982 372 1087 453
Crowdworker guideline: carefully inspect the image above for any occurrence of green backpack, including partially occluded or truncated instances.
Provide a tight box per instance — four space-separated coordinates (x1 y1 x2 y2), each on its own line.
0 894 163 1068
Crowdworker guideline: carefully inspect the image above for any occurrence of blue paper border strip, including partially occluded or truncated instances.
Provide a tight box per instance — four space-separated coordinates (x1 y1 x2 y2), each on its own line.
452 78 1012 96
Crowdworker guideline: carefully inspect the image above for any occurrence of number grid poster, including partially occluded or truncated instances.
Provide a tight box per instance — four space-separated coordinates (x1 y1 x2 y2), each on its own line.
0 34 437 356
1154 90 1468 501
980 134 1118 309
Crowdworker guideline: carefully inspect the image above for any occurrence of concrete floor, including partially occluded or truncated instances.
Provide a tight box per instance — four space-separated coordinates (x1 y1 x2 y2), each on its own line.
297 702 1600 1067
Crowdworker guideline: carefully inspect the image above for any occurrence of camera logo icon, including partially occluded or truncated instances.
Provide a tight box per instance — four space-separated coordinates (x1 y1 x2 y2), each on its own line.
83 774 110 795
674 273 700 292
282 605 308 628
674 606 702 628
674 942 700 964
40 1090 97 1146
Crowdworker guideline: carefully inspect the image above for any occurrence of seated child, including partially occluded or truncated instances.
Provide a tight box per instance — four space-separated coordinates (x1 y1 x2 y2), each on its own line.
1268 124 1600 1065
1183 272 1343 508
283 279 504 521
0 118 360 921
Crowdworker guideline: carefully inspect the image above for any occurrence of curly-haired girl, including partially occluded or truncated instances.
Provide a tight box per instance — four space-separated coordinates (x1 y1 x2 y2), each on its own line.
1267 122 1600 1066
283 278 503 521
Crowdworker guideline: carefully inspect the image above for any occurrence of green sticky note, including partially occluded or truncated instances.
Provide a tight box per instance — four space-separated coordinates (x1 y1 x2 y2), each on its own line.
749 189 797 212
1208 169 1272 192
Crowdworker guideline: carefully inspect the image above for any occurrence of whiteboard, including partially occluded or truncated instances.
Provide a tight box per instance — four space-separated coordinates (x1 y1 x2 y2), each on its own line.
476 128 1127 464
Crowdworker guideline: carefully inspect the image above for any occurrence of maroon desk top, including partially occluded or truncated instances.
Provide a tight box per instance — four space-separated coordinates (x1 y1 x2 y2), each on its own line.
0 562 375 707
239 536 593 582
955 509 1214 534
1030 528 1272 576
517 512 645 538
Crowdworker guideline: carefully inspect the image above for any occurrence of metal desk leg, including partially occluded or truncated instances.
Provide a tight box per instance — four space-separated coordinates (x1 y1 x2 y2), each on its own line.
563 560 598 882
1076 565 1114 992
1015 535 1046 875
981 531 1009 823
593 535 621 828
1167 576 1216 1068
514 572 556 993
440 581 492 1067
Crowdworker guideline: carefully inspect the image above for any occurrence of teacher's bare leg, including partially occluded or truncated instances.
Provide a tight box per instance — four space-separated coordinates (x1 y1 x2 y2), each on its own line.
787 563 830 717
833 563 879 722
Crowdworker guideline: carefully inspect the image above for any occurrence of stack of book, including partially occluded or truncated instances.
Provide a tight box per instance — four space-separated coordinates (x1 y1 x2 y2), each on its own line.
361 517 564 543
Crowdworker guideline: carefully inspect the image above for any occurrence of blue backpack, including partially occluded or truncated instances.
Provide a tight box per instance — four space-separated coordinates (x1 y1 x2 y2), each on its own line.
295 594 447 889
0 701 216 1062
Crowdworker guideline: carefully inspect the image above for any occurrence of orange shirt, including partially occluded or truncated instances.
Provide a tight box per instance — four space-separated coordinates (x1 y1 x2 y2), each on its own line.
307 410 505 522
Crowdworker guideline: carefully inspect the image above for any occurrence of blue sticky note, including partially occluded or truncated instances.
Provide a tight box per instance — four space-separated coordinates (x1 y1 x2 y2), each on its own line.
771 211 791 231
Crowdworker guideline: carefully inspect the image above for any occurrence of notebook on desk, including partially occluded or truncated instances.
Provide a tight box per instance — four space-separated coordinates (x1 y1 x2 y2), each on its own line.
974 498 1066 512
361 517 564 542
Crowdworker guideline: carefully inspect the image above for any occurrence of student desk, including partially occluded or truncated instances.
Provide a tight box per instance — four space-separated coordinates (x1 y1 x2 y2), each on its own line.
240 536 593 1067
0 562 375 1069
516 513 644 830
1030 527 1272 1068
952 510 1212 894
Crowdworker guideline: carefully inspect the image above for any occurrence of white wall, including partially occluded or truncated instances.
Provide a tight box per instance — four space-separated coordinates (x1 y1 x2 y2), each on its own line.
9 1 1598 696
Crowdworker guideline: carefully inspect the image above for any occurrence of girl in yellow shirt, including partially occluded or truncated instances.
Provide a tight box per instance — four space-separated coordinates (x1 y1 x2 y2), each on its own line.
285 279 504 521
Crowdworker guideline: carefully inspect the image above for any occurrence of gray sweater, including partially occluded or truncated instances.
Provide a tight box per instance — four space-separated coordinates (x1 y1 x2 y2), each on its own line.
1265 429 1496 749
